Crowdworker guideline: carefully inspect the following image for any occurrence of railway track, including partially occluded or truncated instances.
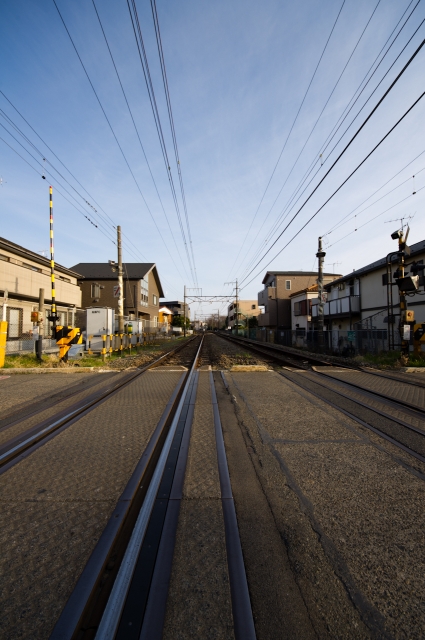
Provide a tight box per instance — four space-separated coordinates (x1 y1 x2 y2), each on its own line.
218 332 337 368
49 334 255 640
280 367 425 465
0 337 200 475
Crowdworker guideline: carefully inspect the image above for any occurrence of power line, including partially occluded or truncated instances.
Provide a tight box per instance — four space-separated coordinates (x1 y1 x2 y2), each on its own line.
227 0 347 278
149 0 198 286
324 155 425 236
260 1 423 251
126 0 197 285
237 0 418 281
90 0 190 282
238 35 425 285
52 0 187 282
327 185 424 249
240 89 425 290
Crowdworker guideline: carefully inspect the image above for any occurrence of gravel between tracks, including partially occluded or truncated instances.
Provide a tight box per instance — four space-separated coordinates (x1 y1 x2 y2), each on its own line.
199 333 271 369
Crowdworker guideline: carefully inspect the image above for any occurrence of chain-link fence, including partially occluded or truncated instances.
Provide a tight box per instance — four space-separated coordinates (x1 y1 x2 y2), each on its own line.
231 327 397 357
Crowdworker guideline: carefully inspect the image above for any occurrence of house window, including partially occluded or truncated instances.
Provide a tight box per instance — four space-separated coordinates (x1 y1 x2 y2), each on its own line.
153 294 157 306
141 277 148 306
6 307 23 339
251 304 256 309
294 300 308 316
23 262 41 272
0 254 9 261
91 283 101 298
285 280 291 290
59 276 71 283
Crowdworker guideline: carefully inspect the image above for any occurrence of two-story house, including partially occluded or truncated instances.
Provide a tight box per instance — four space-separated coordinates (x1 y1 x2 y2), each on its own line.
312 238 425 334
71 262 164 324
227 299 260 329
258 271 340 330
0 236 81 339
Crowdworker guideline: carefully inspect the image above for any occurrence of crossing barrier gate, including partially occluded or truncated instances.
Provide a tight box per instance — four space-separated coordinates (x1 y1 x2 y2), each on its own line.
56 326 82 362
0 321 7 368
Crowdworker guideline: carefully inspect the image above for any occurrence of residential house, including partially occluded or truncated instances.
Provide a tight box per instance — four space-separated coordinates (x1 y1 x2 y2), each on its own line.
158 305 173 329
312 238 425 333
258 271 340 330
71 262 164 324
162 300 190 321
290 284 318 332
0 236 81 339
227 299 261 329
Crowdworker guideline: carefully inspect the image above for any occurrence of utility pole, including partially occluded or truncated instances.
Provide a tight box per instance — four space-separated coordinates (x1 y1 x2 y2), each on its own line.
48 186 58 336
316 237 326 349
117 225 124 333
36 288 44 361
396 228 410 360
183 285 186 337
235 278 239 332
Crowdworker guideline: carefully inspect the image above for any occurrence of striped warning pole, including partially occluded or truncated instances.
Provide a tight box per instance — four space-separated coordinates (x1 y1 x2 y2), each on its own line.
49 186 57 335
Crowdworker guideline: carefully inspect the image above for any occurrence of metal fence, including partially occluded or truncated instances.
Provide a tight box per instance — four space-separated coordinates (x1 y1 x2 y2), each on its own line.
231 328 398 357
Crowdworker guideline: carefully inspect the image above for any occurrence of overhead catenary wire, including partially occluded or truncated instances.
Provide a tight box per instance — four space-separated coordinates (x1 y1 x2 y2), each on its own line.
227 0 347 279
90 0 190 282
324 159 425 236
0 119 182 297
240 88 425 291
237 0 422 281
238 35 425 286
51 0 187 282
1 90 169 278
149 0 198 287
326 185 424 249
126 0 197 285
237 0 382 277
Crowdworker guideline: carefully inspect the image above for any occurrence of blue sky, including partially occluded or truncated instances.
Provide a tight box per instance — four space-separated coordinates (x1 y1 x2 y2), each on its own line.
1 0 424 319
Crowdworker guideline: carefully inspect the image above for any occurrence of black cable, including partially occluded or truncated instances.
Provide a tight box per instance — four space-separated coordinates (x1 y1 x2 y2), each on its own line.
237 0 417 280
90 0 190 282
227 0 347 277
240 89 425 290
239 35 425 285
126 0 196 285
52 0 187 282
150 0 198 285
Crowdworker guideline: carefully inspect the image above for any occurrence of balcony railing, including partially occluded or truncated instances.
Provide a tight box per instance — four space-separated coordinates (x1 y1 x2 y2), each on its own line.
311 295 360 318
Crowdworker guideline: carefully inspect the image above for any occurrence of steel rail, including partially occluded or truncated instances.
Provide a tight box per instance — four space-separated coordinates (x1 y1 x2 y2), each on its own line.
0 337 199 471
0 373 114 431
94 336 204 639
279 370 425 464
219 332 336 368
313 368 425 416
359 366 425 389
210 370 257 640
50 336 203 640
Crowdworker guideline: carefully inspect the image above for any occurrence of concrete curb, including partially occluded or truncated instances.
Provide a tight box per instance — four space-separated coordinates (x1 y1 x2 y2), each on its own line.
1 368 116 374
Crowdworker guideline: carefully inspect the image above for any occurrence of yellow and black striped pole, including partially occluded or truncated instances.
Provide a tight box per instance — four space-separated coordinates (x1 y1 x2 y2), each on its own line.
49 186 57 335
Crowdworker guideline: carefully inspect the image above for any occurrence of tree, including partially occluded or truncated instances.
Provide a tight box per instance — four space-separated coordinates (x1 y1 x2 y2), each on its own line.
248 316 258 328
171 315 191 328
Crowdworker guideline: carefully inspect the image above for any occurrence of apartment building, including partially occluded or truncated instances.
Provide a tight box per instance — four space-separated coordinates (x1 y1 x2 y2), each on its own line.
258 271 340 330
227 299 260 329
71 262 164 323
162 300 190 321
0 236 81 339
311 238 425 332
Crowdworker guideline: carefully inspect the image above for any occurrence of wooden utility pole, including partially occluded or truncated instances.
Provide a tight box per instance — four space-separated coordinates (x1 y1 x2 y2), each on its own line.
316 237 326 349
117 226 124 333
183 285 186 337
